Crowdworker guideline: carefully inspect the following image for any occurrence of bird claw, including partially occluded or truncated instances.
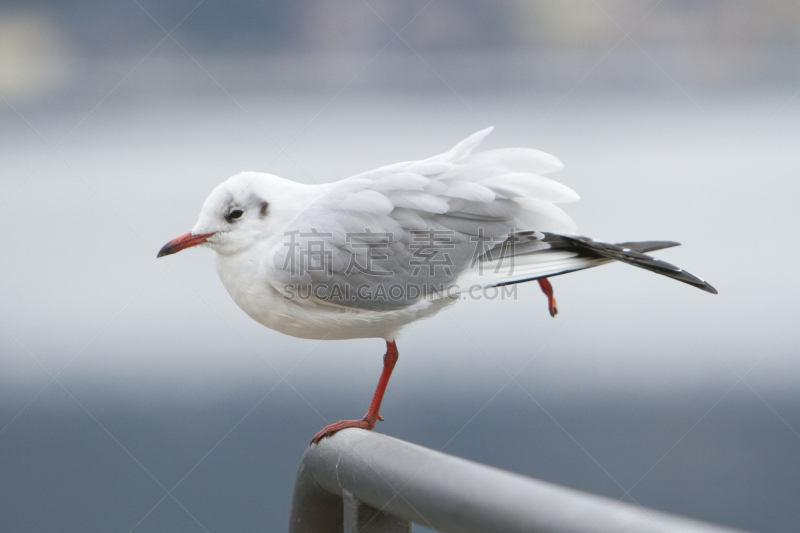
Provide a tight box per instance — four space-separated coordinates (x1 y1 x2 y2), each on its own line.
537 277 558 317
310 416 378 445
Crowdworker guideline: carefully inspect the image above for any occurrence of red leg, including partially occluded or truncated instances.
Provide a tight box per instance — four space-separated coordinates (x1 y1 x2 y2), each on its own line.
311 340 399 444
537 277 558 317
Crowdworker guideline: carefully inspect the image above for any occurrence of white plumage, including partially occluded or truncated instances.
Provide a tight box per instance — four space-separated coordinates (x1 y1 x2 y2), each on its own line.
158 127 716 443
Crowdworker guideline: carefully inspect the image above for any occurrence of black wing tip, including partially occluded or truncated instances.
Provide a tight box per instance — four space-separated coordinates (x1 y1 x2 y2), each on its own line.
615 240 681 253
546 233 718 294
700 282 719 295
682 275 718 294
658 268 719 295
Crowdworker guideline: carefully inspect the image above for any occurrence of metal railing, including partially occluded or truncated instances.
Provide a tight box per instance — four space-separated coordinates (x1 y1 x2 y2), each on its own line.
289 429 747 533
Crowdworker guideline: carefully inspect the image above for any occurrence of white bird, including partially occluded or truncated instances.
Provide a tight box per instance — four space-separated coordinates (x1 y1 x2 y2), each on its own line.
158 127 716 443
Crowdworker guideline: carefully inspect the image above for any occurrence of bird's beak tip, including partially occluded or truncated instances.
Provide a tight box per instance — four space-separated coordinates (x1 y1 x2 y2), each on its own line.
157 232 213 258
156 245 173 258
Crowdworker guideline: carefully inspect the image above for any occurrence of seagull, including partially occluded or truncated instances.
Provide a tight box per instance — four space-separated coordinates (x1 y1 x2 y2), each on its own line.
158 127 716 443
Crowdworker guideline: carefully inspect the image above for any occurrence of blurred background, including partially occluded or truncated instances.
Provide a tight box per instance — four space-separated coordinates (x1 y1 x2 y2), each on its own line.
1 1 798 531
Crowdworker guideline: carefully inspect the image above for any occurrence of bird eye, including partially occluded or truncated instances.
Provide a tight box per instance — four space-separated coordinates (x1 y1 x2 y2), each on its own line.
227 209 244 221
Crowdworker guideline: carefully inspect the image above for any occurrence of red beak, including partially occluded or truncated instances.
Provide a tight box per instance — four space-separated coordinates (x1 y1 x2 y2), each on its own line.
157 232 214 258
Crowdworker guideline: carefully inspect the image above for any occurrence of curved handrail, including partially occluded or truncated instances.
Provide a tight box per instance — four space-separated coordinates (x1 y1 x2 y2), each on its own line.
289 429 746 533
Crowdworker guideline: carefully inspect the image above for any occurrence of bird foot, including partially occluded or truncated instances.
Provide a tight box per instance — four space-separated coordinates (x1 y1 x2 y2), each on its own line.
537 277 558 317
310 416 378 444
547 296 558 317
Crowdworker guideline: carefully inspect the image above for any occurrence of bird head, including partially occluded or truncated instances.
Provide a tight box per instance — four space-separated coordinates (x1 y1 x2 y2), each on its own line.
157 172 287 258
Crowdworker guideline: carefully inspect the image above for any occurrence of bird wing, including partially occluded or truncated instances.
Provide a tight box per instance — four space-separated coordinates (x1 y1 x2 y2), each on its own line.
267 127 584 311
